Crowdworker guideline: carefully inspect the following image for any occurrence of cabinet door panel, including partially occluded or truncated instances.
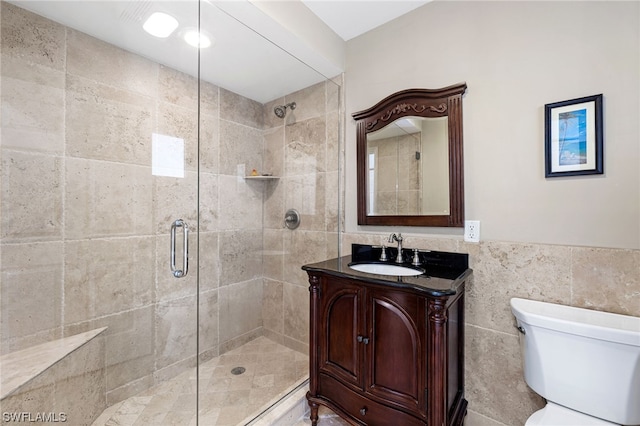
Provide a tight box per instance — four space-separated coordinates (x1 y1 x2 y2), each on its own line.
319 280 362 386
367 291 424 413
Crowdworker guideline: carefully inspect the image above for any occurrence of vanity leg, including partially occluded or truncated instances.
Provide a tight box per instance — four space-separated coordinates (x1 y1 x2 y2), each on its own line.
309 401 319 426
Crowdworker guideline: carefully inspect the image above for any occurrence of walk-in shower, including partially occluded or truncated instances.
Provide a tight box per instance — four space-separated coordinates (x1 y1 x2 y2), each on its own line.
0 0 341 424
273 102 297 118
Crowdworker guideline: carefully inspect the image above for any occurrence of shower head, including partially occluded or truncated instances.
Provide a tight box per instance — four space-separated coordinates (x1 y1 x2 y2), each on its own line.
274 102 296 118
273 105 286 119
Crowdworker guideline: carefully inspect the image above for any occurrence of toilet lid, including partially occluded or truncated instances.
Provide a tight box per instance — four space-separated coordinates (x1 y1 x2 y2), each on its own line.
526 403 619 426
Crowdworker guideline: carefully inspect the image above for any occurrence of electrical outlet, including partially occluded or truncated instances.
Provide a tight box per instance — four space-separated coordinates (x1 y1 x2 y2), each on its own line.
464 220 480 243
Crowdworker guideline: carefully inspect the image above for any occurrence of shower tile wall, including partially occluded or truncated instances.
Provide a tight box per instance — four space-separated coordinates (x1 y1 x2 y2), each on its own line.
1 1 339 406
261 79 341 354
1 2 205 404
2 1 68 348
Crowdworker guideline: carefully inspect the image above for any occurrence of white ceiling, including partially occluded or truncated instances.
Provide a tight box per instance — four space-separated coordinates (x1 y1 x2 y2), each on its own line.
301 0 431 41
9 0 430 103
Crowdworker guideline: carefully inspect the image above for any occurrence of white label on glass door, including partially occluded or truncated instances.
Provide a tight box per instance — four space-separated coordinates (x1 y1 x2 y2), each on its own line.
152 133 184 178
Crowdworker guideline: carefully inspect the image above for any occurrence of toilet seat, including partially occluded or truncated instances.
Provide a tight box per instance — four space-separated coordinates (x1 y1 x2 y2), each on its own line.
526 402 620 426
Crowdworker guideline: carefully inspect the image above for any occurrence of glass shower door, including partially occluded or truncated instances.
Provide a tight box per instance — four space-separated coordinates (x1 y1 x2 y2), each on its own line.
195 2 343 424
0 1 201 424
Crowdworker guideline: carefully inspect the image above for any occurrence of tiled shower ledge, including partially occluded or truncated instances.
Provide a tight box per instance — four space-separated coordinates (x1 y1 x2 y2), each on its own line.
0 327 107 400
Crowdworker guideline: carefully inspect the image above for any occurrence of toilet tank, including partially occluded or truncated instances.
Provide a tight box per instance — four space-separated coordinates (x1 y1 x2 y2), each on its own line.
510 298 640 426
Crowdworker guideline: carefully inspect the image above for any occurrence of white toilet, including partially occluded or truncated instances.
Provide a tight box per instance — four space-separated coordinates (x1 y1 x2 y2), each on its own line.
510 297 640 426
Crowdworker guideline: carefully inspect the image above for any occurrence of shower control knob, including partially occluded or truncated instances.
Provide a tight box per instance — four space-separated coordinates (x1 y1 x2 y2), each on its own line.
284 208 300 230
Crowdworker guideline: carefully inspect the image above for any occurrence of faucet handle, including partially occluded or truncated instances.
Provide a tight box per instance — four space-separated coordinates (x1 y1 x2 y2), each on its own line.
379 246 388 261
411 249 421 266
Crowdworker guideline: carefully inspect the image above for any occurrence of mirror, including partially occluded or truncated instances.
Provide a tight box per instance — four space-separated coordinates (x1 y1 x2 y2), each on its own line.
353 83 467 227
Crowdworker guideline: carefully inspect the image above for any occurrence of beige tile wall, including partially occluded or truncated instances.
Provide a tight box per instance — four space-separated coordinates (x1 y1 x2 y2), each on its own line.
341 232 640 425
1 0 340 409
261 78 342 354
0 0 339 420
1 2 204 404
2 1 68 352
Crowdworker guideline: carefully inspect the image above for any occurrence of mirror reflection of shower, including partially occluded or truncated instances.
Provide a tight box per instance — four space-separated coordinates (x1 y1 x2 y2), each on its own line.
274 101 296 118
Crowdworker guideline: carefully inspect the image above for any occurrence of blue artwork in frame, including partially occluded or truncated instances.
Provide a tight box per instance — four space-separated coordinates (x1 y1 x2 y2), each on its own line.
545 94 603 177
558 108 586 166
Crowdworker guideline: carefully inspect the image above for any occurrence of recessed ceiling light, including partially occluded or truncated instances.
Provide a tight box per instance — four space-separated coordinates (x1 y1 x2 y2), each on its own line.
183 29 212 49
143 12 179 38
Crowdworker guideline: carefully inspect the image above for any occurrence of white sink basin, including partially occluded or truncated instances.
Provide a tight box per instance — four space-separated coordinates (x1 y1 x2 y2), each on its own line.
348 263 424 277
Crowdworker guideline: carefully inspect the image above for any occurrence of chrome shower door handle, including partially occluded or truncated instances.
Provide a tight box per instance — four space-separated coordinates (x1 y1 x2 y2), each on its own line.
170 219 189 278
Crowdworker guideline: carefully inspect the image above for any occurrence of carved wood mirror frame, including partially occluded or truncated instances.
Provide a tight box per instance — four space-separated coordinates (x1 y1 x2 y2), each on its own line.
353 83 467 227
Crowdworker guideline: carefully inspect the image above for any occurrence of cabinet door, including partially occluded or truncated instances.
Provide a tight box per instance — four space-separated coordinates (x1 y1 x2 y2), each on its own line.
318 278 364 388
366 289 425 416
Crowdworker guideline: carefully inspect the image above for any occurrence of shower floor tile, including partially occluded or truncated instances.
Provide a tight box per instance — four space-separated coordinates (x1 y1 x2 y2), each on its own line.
92 337 308 426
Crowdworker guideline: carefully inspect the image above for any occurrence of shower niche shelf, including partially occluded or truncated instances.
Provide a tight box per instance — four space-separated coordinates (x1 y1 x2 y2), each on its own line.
245 175 280 181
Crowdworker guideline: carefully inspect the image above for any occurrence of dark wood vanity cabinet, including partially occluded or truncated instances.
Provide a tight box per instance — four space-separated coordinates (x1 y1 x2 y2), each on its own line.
306 273 467 426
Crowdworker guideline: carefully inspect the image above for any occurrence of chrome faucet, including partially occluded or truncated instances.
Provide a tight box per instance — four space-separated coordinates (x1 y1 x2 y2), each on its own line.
388 233 404 263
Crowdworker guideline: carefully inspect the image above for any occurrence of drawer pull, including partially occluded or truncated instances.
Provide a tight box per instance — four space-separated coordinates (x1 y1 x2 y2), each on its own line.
357 335 363 343
360 407 367 416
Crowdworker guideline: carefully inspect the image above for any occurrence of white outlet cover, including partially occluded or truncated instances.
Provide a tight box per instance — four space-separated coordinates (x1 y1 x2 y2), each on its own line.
464 220 480 243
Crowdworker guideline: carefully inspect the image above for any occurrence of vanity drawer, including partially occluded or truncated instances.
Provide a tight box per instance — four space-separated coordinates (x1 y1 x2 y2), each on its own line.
318 374 424 426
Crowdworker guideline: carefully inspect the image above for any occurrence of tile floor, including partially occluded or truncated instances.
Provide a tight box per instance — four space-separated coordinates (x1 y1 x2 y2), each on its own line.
292 406 351 426
92 337 309 426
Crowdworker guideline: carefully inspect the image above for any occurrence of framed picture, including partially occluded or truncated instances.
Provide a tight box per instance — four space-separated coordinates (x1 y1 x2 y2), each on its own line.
544 94 603 177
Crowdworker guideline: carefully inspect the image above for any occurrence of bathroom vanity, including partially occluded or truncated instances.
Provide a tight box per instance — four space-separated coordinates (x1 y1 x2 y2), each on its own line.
303 244 471 426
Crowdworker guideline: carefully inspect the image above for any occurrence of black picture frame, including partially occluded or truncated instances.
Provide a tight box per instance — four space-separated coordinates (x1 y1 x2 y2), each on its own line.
544 94 603 177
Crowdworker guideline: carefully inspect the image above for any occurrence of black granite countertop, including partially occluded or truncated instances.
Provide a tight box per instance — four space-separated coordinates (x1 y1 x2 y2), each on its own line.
302 245 472 297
